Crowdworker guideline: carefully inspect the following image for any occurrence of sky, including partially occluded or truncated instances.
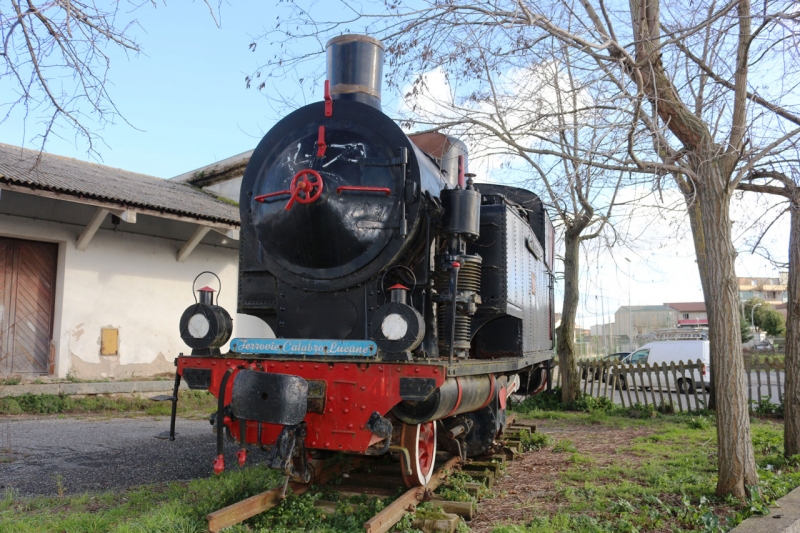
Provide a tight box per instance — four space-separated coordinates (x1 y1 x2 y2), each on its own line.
0 1 790 328
1 2 274 178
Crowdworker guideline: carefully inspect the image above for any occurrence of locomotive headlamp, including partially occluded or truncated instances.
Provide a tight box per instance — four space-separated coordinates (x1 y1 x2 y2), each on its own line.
381 313 408 340
371 283 425 360
187 313 211 338
179 272 233 356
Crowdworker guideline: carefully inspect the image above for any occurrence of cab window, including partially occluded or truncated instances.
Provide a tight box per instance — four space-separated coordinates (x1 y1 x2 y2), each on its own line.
629 349 649 364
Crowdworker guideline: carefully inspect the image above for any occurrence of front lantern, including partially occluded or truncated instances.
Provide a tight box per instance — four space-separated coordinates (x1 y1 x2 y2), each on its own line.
179 272 233 356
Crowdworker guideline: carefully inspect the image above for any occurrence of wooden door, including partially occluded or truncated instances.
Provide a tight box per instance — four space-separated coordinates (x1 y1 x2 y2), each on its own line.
0 237 57 375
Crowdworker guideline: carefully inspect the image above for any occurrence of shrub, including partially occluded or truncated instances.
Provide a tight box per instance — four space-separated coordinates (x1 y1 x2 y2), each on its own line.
571 394 614 413
751 398 783 417
628 402 657 419
0 398 22 415
513 389 564 413
512 389 616 415
657 399 675 414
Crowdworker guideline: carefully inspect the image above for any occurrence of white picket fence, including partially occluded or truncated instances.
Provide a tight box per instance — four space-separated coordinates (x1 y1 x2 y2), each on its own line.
551 357 786 413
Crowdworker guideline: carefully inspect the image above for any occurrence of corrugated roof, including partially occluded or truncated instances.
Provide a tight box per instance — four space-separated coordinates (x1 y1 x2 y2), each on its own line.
618 305 671 312
667 302 706 312
0 143 239 226
171 149 252 187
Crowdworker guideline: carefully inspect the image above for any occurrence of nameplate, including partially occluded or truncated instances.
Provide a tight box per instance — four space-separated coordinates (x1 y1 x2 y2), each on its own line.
230 338 377 357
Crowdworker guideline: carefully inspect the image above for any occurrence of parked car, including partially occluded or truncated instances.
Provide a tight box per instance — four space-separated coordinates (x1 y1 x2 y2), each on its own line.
616 340 710 393
753 340 775 353
581 352 631 381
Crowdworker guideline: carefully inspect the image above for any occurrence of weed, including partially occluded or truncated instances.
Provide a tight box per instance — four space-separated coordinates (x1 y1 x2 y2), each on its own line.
0 488 15 512
512 389 617 415
571 394 615 413
752 426 784 456
438 470 488 501
569 453 595 464
552 439 577 453
687 415 711 430
627 402 657 419
610 498 635 513
0 376 21 386
512 390 564 413
249 490 387 532
586 409 608 424
54 474 65 498
519 431 552 452
657 398 675 414
751 397 783 417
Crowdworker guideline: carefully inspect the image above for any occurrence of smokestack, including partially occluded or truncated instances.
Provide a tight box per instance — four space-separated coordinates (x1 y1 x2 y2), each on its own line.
326 34 384 110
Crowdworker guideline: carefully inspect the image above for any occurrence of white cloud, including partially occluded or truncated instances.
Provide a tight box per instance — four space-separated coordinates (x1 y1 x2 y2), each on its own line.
397 66 790 329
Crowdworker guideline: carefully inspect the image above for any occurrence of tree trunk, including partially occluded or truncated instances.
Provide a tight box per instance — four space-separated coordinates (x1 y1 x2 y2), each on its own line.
694 157 758 499
676 176 716 409
785 201 800 457
555 230 581 403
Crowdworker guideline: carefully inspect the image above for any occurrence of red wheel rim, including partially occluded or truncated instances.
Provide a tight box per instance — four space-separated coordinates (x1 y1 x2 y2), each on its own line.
400 421 437 487
417 422 435 477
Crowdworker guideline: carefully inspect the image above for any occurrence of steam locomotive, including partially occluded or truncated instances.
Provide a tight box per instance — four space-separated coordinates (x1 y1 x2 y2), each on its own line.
174 34 555 487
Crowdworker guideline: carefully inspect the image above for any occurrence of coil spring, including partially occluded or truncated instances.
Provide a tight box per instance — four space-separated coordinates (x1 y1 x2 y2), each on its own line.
435 256 481 352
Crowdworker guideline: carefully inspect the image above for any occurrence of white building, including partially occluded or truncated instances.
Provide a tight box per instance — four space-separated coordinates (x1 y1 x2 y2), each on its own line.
171 150 251 201
0 143 269 380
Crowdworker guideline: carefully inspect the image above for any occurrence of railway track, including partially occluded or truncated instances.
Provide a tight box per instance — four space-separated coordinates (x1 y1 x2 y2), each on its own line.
205 418 534 533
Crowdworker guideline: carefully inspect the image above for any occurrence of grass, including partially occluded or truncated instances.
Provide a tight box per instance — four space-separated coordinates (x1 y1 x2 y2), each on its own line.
0 464 285 533
0 390 217 417
2 389 797 532
497 401 800 533
0 460 481 533
0 374 177 385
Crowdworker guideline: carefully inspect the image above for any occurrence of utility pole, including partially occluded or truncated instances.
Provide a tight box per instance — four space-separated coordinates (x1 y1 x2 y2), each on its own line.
600 286 607 355
625 258 632 351
595 295 599 357
609 298 614 352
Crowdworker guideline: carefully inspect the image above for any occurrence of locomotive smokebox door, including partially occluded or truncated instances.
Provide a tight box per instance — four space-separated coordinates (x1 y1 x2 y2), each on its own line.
231 370 308 425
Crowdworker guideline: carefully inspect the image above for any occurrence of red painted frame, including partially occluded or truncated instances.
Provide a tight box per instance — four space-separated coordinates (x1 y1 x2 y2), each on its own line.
178 357 446 453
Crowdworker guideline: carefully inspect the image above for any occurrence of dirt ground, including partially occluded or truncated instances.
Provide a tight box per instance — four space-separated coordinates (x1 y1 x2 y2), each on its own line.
469 421 655 532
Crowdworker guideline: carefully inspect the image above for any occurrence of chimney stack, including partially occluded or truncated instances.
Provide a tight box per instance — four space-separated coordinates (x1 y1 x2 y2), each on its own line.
326 34 384 110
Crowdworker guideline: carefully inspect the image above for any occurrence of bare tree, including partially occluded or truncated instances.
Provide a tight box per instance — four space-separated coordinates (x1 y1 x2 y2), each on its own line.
0 1 220 155
391 46 637 402
738 170 800 458
254 0 800 499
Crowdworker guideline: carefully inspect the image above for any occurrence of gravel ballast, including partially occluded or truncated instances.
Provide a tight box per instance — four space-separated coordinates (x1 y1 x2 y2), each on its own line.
0 416 271 497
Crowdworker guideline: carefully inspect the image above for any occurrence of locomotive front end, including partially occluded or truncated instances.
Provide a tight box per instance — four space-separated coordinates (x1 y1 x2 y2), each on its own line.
171 33 555 489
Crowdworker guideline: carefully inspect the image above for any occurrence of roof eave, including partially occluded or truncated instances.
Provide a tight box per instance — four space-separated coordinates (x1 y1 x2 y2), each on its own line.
0 180 240 229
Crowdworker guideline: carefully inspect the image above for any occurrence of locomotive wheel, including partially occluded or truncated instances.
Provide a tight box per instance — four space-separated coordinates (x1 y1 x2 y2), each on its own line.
400 421 437 487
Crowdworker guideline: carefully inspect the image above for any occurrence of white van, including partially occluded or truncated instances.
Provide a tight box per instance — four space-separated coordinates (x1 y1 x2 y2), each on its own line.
622 340 710 393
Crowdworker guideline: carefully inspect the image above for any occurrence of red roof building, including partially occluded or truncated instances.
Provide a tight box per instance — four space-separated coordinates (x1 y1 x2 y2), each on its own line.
666 302 707 327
